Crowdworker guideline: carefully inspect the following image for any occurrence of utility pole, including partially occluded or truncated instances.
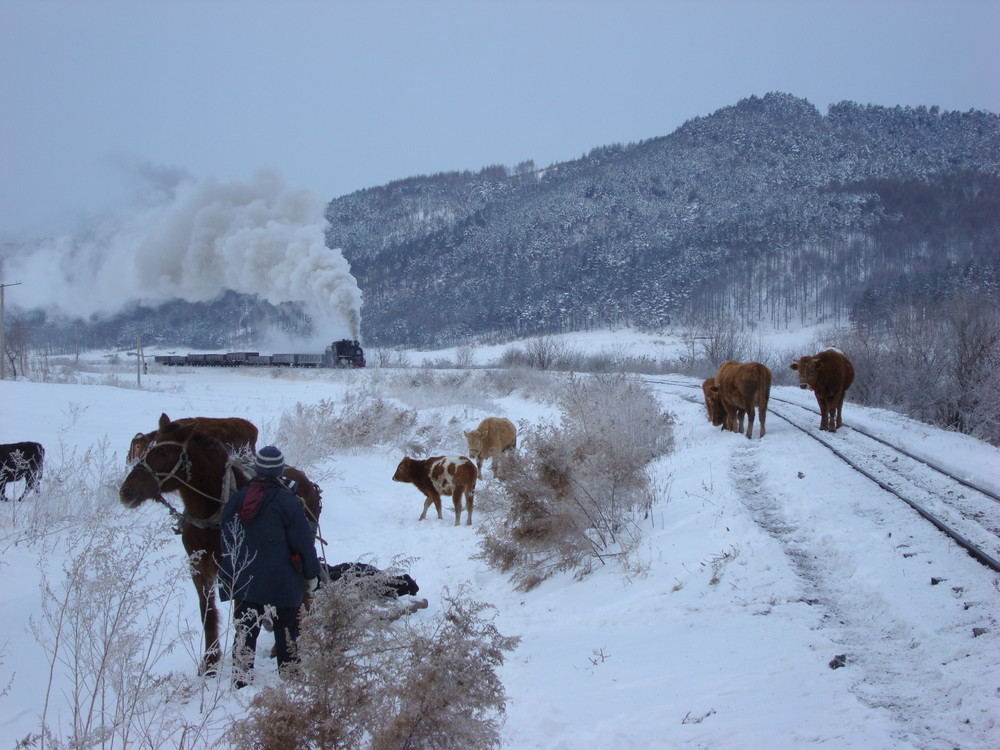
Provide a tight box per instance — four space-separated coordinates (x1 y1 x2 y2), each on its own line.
136 330 143 387
0 281 23 381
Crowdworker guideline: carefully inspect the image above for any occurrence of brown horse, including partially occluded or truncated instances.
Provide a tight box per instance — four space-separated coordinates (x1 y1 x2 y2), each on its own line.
127 414 259 464
118 413 321 675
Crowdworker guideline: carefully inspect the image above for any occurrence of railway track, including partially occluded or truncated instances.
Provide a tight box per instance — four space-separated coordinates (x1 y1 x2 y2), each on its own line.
646 376 1000 573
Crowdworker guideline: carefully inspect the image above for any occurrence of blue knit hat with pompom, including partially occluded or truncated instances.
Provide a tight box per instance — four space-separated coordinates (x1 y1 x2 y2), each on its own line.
254 445 285 477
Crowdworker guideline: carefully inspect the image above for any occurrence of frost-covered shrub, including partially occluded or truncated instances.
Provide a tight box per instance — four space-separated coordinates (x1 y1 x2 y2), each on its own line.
27 520 222 749
368 347 413 369
454 344 478 369
662 319 778 378
477 373 674 590
838 298 1000 445
387 370 497 412
0 436 123 539
230 580 518 750
495 336 568 370
475 367 563 403
275 376 485 465
275 383 418 462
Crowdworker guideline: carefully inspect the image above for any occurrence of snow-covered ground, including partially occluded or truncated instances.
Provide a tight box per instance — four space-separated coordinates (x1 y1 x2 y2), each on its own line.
1 330 998 748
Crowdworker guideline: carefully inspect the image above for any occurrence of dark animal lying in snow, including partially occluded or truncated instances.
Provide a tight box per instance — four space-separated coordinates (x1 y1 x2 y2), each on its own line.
266 562 426 652
322 562 420 598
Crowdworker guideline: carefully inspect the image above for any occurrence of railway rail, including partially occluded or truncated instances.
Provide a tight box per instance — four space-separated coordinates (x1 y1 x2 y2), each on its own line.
646 376 1000 574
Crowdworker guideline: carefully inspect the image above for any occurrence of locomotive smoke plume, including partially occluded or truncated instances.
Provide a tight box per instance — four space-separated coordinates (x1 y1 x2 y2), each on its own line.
5 169 362 346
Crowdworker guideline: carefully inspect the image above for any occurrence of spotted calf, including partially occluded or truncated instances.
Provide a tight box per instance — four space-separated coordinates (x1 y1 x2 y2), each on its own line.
392 455 479 526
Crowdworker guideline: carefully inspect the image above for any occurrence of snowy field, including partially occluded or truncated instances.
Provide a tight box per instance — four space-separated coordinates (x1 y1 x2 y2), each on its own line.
1 329 999 749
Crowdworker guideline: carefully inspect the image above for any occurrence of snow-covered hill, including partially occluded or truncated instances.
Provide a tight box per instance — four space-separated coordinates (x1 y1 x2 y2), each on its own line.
1 332 998 748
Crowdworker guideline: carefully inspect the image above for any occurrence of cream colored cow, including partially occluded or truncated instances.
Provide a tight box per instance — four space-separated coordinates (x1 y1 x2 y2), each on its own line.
464 417 517 472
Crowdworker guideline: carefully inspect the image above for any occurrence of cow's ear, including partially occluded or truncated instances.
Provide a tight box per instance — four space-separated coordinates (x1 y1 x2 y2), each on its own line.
789 363 799 371
463 431 470 437
159 412 171 429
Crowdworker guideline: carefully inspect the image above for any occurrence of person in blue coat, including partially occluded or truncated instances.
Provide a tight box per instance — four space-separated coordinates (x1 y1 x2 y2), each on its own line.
219 445 320 687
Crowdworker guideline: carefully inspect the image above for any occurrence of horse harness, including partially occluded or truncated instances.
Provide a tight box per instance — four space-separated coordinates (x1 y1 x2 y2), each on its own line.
134 438 322 538
132 436 241 531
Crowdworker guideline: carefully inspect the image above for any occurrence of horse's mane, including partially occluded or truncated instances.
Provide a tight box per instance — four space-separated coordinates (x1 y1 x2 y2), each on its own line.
158 422 227 457
160 423 250 481
187 428 229 458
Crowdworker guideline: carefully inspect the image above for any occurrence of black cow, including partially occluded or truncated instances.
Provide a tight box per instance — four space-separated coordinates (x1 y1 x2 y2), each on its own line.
324 562 420 598
1 441 45 501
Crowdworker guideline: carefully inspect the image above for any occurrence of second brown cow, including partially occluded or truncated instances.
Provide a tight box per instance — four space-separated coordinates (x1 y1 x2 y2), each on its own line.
710 361 772 439
790 348 855 432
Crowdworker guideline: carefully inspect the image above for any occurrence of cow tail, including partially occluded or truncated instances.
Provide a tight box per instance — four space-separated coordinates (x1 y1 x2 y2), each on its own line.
742 377 757 412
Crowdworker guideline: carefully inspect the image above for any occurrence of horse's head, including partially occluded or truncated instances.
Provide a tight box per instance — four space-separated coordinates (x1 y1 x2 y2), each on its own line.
119 416 200 508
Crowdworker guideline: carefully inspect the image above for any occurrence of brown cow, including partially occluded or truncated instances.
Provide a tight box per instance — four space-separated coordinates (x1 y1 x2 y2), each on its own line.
128 413 259 463
701 377 725 427
392 455 478 526
464 417 517 471
790 349 855 432
710 361 771 439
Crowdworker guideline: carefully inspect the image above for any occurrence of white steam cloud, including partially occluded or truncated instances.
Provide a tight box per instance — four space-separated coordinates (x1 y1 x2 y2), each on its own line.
5 169 362 346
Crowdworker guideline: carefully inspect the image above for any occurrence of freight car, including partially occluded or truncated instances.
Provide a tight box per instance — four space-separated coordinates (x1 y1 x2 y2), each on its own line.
153 339 366 368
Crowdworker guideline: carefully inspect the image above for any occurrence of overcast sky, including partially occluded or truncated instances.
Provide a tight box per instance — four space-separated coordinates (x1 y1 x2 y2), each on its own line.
2 0 998 240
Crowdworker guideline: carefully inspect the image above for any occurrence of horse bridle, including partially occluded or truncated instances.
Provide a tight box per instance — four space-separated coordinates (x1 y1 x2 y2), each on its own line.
133 435 239 530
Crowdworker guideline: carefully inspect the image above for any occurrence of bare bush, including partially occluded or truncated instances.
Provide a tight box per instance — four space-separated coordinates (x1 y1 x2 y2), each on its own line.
947 299 1000 443
663 320 781 379
230 580 518 750
276 373 501 465
387 370 497 413
496 336 568 370
369 347 413 369
275 383 418 462
28 520 226 749
454 344 478 369
475 367 565 404
840 296 1000 445
0 437 123 544
693 318 756 368
477 374 674 590
421 356 456 369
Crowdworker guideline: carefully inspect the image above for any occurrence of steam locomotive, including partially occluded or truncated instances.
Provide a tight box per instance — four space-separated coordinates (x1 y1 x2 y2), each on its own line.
153 339 366 368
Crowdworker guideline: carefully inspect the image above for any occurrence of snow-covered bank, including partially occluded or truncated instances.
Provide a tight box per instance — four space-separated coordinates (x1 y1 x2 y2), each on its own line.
1 338 998 748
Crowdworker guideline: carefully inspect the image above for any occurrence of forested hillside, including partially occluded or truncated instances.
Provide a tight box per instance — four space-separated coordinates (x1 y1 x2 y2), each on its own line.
327 93 999 346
